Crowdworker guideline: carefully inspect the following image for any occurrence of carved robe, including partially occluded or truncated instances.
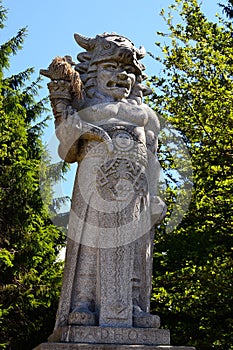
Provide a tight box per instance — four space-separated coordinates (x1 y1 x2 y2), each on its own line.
54 102 160 328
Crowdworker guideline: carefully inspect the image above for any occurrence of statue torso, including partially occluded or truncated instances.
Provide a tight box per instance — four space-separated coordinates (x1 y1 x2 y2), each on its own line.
78 101 149 128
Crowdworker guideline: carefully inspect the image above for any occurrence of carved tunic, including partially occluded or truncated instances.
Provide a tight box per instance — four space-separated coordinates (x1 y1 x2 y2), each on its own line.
55 109 157 328
71 122 150 246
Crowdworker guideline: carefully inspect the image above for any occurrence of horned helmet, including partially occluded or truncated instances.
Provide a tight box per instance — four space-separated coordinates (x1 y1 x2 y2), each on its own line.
74 32 147 98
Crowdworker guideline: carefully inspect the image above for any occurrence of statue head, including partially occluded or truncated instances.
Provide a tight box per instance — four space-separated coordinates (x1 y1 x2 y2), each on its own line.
74 32 151 104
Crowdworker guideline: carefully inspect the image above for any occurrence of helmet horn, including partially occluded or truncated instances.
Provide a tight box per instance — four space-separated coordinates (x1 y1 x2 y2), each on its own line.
74 33 96 51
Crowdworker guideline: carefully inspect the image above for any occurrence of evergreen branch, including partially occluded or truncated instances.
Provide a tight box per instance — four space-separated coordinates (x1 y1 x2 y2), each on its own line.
0 27 27 69
3 68 34 90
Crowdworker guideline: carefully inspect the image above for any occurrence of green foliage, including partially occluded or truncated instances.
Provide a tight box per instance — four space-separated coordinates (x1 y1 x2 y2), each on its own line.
0 4 65 349
149 1 233 349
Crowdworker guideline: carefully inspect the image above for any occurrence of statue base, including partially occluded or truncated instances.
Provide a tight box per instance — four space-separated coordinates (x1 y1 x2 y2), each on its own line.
33 326 195 350
47 326 170 345
34 344 195 350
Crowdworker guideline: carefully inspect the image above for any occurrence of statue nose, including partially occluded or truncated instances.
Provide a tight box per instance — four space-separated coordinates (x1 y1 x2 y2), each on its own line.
117 72 128 80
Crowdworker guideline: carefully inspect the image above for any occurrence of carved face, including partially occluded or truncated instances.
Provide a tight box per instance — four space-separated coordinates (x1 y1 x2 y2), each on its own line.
115 132 134 150
96 61 136 100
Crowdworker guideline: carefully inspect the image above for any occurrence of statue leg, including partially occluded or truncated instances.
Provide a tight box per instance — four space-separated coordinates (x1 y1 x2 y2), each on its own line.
68 244 98 326
132 229 160 328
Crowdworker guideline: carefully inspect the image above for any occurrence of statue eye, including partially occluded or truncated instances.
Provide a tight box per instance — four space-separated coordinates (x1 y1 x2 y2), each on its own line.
125 66 135 74
103 63 118 71
103 42 111 49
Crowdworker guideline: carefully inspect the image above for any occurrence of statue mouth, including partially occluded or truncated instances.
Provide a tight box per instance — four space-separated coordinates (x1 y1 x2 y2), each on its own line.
106 80 130 90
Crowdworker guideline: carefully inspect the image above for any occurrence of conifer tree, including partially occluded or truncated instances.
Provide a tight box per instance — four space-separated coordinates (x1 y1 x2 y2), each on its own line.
0 3 65 349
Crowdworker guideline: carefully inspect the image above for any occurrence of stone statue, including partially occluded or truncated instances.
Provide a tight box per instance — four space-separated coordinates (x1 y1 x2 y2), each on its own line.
39 32 169 346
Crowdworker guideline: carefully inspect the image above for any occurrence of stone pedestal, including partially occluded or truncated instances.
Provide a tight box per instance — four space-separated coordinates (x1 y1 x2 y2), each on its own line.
47 326 170 345
33 326 195 350
34 344 195 350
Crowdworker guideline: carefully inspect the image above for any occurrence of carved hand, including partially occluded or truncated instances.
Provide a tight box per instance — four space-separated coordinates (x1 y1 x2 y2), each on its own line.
56 106 82 147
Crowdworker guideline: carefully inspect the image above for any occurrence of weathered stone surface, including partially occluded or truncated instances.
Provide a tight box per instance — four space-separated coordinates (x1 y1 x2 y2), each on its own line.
40 32 166 334
48 326 170 345
133 313 160 328
34 344 195 350
68 310 97 326
98 245 134 327
36 31 195 350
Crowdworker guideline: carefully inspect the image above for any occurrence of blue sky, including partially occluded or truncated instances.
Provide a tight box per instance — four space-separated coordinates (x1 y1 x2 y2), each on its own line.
2 0 222 140
1 0 224 204
2 0 222 82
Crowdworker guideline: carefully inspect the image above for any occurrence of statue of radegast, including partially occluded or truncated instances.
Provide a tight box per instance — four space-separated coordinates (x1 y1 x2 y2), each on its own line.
35 33 195 350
